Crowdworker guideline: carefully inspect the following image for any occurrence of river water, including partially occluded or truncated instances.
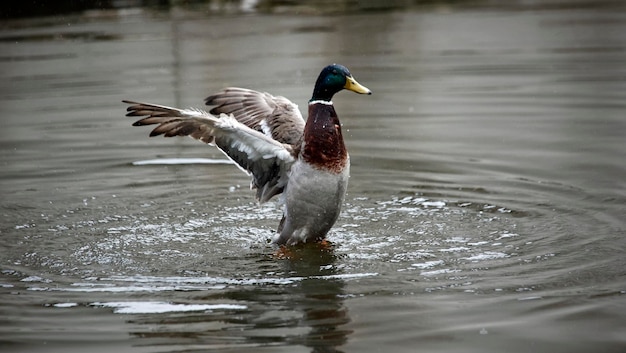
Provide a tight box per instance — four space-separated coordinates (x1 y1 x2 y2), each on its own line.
1 2 625 352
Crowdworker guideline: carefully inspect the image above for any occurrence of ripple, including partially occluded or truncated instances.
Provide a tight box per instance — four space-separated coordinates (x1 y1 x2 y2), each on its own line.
25 272 378 293
90 301 247 314
132 158 234 166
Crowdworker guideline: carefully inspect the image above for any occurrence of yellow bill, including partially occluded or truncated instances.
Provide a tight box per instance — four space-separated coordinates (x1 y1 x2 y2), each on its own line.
344 76 372 95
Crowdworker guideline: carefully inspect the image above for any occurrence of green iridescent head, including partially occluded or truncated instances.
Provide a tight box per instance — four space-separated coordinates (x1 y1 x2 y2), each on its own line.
311 64 371 102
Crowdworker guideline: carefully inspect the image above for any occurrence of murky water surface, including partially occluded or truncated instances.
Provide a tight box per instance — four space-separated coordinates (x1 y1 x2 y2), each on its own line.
1 3 625 352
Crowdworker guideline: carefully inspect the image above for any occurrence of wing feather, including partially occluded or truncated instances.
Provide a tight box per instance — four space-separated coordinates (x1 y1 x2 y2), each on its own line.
124 100 295 202
205 87 305 146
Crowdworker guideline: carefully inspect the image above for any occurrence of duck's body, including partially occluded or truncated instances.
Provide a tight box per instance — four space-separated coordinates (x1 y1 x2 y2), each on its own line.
279 157 350 245
277 99 350 245
124 64 370 246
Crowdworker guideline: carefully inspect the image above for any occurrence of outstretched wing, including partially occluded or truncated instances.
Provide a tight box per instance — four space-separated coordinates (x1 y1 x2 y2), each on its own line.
205 87 305 146
124 100 295 202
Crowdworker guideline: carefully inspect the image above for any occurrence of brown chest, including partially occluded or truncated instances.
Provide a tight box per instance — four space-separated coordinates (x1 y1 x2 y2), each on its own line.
301 103 348 174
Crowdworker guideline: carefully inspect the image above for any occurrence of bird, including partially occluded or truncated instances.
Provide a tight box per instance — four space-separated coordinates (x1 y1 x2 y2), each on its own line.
124 64 371 246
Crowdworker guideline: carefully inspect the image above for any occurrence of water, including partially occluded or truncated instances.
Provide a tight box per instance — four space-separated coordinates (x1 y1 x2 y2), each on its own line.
1 2 625 352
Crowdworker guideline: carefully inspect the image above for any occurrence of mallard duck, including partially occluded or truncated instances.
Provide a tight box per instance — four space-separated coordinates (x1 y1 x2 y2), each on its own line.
124 64 371 246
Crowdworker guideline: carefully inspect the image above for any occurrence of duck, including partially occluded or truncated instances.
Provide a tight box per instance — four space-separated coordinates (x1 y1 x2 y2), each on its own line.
124 64 371 246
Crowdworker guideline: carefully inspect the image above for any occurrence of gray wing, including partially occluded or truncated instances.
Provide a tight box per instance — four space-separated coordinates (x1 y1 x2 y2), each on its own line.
124 100 295 203
205 87 305 146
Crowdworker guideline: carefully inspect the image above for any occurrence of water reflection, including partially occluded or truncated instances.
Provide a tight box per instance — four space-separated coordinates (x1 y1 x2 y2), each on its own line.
118 246 351 352
279 246 350 352
223 247 351 352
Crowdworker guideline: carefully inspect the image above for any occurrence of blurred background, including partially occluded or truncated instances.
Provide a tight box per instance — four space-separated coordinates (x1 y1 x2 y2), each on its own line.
3 0 623 18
